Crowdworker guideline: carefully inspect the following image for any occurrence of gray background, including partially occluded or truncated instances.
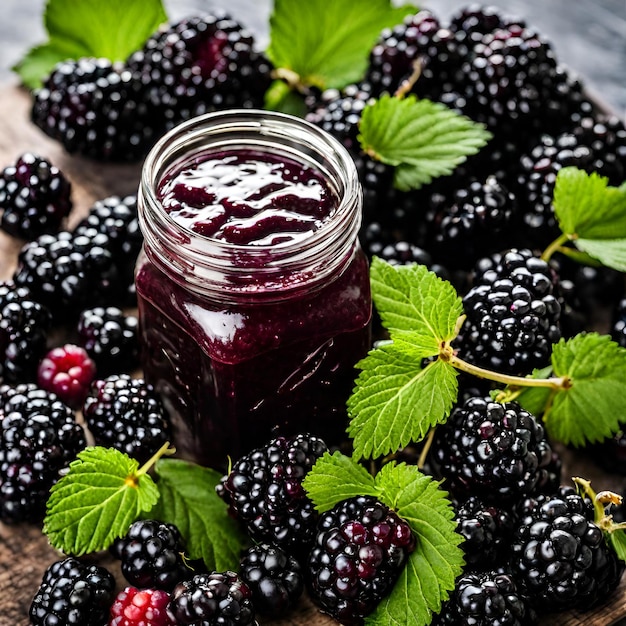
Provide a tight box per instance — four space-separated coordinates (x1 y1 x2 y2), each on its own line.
1 0 625 115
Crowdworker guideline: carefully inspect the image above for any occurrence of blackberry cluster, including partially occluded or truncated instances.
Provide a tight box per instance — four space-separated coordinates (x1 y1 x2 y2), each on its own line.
0 383 85 523
168 571 258 626
307 495 416 625
111 519 190 591
454 248 561 376
0 153 72 239
82 374 171 463
30 557 116 626
216 433 328 554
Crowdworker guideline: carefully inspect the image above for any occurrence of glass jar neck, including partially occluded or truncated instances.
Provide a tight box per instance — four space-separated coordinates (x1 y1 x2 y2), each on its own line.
138 109 363 304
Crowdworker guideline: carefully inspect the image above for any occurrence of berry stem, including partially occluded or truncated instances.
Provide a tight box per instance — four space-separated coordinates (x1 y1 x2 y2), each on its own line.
137 442 176 476
541 232 571 262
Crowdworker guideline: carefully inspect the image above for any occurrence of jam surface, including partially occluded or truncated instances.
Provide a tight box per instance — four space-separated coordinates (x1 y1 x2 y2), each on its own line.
158 149 337 246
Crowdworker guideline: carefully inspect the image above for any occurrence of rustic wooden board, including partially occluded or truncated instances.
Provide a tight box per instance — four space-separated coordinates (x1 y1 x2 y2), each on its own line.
0 83 625 625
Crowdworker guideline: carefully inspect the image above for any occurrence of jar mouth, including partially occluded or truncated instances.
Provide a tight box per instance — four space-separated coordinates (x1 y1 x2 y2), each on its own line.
139 109 363 300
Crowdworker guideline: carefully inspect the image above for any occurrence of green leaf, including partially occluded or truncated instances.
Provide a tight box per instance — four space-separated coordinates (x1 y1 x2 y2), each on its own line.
358 95 491 190
543 334 626 446
263 79 308 117
370 257 463 343
267 0 416 90
148 458 248 571
348 343 458 460
553 167 626 240
574 238 626 272
14 0 167 88
368 463 464 625
43 447 159 555
608 530 626 563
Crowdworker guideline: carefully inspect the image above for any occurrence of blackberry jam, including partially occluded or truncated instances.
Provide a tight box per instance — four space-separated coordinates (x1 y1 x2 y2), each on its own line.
136 110 371 468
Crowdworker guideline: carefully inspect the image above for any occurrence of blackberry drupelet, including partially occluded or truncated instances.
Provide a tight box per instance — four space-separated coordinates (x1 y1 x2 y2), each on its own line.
239 542 304 616
111 519 189 591
432 568 537 625
30 557 116 626
0 383 85 523
510 487 624 611
306 495 416 625
77 306 139 375
13 229 119 321
216 433 327 554
127 13 272 131
167 571 258 626
453 248 561 376
430 396 559 505
32 58 157 161
0 281 51 383
0 153 72 239
110 586 175 626
82 374 171 464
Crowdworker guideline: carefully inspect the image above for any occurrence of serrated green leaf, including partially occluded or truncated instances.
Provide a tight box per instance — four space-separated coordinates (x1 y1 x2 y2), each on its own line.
370 257 463 343
303 451 378 512
553 167 626 239
368 463 464 625
609 530 626 563
14 0 167 88
43 447 159 555
148 458 247 571
358 95 491 190
543 334 626 446
574 238 626 272
267 0 416 90
348 344 458 460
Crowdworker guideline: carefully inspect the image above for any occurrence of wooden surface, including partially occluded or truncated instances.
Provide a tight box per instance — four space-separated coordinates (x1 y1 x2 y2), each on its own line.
1 84 626 625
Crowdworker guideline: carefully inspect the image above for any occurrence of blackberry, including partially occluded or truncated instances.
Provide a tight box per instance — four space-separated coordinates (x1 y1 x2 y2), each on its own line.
430 396 559 505
82 374 171 464
32 57 158 161
352 153 395 225
77 306 139 375
110 586 175 626
432 569 537 625
612 298 626 348
30 557 116 626
453 248 561 376
449 5 519 39
510 487 624 611
127 13 272 131
167 571 258 626
13 229 120 321
307 495 416 625
111 519 189 591
0 383 85 522
0 153 72 239
0 281 51 383
216 433 327 554
239 542 303 616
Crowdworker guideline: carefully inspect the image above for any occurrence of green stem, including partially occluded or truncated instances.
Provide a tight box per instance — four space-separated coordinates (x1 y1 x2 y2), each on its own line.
418 428 435 470
541 232 571 262
137 442 176 476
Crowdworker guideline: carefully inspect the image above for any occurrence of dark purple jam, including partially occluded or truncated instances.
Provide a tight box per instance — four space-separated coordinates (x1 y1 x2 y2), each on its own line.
136 147 371 469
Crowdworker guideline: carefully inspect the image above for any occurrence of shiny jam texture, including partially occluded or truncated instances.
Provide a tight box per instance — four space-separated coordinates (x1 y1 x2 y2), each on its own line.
137 148 371 469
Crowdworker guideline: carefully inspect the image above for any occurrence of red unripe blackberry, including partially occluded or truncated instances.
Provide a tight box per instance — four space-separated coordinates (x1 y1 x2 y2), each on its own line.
306 495 416 625
110 586 175 626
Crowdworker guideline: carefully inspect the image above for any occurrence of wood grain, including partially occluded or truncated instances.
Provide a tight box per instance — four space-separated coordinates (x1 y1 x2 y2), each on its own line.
0 84 625 625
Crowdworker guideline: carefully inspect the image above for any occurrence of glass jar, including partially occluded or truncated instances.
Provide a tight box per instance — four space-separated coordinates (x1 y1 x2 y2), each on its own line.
136 110 371 469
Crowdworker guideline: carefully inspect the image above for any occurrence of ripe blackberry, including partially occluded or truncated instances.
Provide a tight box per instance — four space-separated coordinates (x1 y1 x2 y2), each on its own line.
612 298 626 349
307 495 416 625
430 396 559 505
510 487 624 611
432 568 537 625
352 153 395 225
110 586 174 626
0 281 51 383
453 248 561 376
13 229 119 321
0 153 72 239
77 306 139 375
449 5 519 39
239 542 303 616
127 13 272 131
82 374 171 464
0 383 85 522
216 433 327 554
37 344 96 409
167 571 258 626
30 557 116 626
111 519 189 591
32 57 158 161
